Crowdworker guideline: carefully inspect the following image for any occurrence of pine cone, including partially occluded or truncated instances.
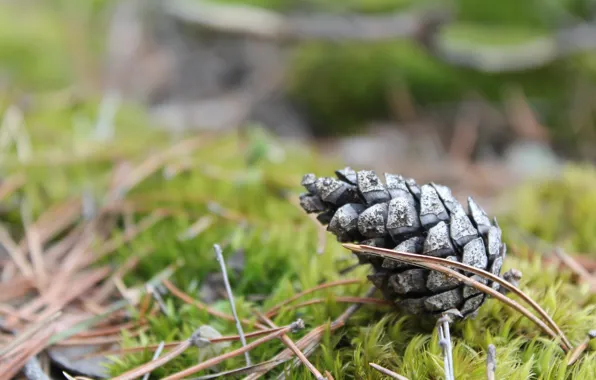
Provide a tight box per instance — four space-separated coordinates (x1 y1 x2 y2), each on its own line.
299 168 506 319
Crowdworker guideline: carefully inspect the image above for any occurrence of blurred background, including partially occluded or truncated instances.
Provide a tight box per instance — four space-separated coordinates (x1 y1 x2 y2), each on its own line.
2 0 596 206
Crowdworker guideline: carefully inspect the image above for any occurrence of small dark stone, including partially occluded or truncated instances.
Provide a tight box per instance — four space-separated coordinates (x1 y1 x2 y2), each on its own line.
467 196 491 235
423 221 455 257
357 170 391 204
424 288 464 312
419 185 449 228
335 166 358 185
386 196 421 239
357 202 388 238
389 269 428 294
450 212 478 248
462 237 488 271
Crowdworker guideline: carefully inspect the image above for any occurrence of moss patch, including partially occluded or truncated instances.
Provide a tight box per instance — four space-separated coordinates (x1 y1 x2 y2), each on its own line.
3 99 595 378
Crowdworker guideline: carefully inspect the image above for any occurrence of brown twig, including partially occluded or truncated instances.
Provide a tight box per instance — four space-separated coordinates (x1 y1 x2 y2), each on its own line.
344 243 572 351
0 224 34 278
162 279 268 330
266 296 391 318
264 278 364 317
162 320 304 380
80 326 290 359
256 312 325 380
20 200 47 286
111 340 193 380
369 362 410 380
245 287 377 379
0 311 62 357
553 248 596 293
0 173 25 201
567 330 596 366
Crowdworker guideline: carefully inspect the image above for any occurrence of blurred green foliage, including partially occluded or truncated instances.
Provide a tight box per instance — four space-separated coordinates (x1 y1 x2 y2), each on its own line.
503 164 596 254
2 0 596 153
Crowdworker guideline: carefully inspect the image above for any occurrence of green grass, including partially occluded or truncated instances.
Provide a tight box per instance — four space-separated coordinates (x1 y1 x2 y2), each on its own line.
2 100 595 379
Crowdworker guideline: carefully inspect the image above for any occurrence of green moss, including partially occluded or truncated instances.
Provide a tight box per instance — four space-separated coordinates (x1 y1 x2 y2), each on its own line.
501 164 596 255
3 98 596 378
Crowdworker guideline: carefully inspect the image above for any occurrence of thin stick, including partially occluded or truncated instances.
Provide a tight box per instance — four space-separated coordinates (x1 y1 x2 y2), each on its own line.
264 278 363 317
79 326 289 359
486 344 496 380
214 243 251 366
437 314 455 380
256 312 325 380
177 216 214 241
0 311 61 357
344 243 572 351
192 359 288 379
20 200 47 285
162 320 304 380
266 296 391 318
567 330 596 366
141 341 165 380
553 248 596 292
146 283 169 316
0 173 25 201
263 287 377 380
111 340 193 380
163 279 268 330
0 224 34 277
369 363 410 380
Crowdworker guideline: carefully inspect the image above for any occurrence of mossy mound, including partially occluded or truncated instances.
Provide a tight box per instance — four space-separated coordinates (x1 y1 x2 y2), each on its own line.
2 97 596 378
502 164 596 255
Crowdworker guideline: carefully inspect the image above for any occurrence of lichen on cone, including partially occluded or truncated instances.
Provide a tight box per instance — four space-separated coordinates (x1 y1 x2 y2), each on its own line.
299 167 507 319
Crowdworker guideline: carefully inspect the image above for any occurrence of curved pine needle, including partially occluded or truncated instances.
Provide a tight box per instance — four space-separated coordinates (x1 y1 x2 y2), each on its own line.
264 278 364 317
343 243 572 352
267 296 391 318
111 340 192 380
162 326 295 380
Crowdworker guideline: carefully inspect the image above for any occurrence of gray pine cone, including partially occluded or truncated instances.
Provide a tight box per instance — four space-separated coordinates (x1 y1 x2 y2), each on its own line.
299 167 506 319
